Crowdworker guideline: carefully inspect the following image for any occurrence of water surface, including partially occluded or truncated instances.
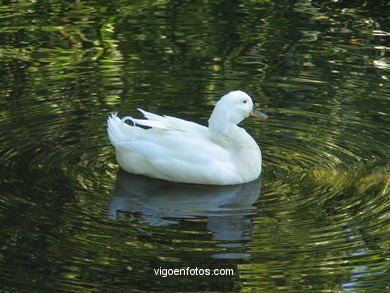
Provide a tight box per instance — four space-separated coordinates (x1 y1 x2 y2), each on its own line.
0 0 389 292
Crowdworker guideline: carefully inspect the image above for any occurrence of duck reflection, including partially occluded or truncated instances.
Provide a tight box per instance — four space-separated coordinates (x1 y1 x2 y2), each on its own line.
108 170 261 256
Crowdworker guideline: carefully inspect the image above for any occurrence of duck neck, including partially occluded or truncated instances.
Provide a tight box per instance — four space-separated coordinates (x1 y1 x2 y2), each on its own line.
208 108 238 140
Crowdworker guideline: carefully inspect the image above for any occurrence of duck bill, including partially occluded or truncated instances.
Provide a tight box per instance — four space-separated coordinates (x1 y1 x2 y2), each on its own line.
250 110 268 119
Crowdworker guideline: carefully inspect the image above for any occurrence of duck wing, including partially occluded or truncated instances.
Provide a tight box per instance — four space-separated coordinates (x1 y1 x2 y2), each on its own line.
126 109 207 133
116 131 235 184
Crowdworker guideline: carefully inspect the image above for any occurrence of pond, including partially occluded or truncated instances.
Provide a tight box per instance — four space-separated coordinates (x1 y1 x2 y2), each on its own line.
0 0 389 292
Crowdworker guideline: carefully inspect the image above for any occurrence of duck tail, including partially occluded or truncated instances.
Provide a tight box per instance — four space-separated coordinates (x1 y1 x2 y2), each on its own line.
107 113 131 146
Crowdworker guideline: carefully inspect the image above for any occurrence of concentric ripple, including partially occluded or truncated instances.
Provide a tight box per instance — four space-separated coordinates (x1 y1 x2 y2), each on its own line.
1 89 388 292
258 106 388 200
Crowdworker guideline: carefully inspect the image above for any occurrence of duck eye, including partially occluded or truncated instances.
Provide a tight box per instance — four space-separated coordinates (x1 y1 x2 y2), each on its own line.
243 100 247 104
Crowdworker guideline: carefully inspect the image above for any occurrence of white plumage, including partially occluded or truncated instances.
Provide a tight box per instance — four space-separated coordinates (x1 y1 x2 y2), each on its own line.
107 90 267 185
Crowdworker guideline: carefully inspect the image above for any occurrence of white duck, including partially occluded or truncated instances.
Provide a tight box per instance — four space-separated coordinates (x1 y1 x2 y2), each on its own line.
107 90 267 185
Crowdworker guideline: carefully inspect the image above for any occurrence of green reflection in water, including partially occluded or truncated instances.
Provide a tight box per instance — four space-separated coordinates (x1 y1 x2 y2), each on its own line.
0 0 389 292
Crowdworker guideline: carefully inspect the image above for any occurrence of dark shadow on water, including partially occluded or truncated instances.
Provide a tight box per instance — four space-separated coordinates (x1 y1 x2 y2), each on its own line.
108 169 262 258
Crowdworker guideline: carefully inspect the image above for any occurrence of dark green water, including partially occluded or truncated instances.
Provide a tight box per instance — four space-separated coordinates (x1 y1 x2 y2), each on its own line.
0 0 389 292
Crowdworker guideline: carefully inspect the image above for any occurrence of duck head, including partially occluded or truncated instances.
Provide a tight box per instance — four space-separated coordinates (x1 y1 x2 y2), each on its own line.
208 91 267 133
